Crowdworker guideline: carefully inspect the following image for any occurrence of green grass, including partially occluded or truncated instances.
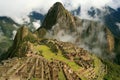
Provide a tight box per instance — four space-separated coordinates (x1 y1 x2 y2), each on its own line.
103 61 120 80
33 44 108 80
33 45 81 72
92 55 101 73
92 54 106 80
33 44 89 80
58 70 66 80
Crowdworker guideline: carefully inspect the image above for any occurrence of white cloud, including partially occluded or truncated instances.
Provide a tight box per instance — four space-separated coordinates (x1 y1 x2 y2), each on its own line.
0 0 119 23
63 0 120 19
63 0 120 10
55 30 75 42
12 30 17 40
116 22 120 30
32 20 41 29
0 0 62 23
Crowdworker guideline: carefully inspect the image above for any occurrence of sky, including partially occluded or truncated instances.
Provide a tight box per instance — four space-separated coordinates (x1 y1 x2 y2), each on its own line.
0 0 120 23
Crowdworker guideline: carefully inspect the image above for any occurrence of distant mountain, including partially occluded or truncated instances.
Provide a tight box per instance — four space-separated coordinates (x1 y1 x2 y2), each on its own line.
71 6 81 16
29 11 45 22
104 7 120 38
0 16 20 57
0 16 19 38
85 6 120 38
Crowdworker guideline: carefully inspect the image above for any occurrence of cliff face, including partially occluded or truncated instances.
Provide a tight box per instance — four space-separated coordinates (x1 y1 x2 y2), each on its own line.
114 38 120 64
105 28 115 53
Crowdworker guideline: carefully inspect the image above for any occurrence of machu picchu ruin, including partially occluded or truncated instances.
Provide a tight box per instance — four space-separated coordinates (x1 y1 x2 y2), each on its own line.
0 37 106 80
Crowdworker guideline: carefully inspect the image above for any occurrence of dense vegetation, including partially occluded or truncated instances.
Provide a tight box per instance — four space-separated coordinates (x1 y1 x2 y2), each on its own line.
103 61 120 80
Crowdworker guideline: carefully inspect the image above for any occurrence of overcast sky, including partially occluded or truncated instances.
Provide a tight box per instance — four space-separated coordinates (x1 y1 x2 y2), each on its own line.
0 0 119 23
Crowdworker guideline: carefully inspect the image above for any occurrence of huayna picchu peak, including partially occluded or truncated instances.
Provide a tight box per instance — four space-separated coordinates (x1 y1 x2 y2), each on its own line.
0 2 120 80
39 2 76 30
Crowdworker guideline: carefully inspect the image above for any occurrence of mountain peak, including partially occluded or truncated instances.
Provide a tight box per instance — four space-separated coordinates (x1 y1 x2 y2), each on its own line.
39 2 76 30
53 2 63 7
49 2 65 15
14 26 29 42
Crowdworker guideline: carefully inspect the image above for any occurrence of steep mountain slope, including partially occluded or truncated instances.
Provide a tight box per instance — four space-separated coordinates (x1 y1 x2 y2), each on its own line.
39 2 76 31
0 16 19 38
0 16 19 56
103 7 120 64
103 60 120 80
114 38 120 65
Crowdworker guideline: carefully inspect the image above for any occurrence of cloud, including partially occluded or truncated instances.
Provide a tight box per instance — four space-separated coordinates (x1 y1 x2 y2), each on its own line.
55 30 75 42
0 0 119 23
63 0 120 10
12 30 17 40
63 0 120 19
0 0 62 23
32 20 41 29
116 23 120 30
